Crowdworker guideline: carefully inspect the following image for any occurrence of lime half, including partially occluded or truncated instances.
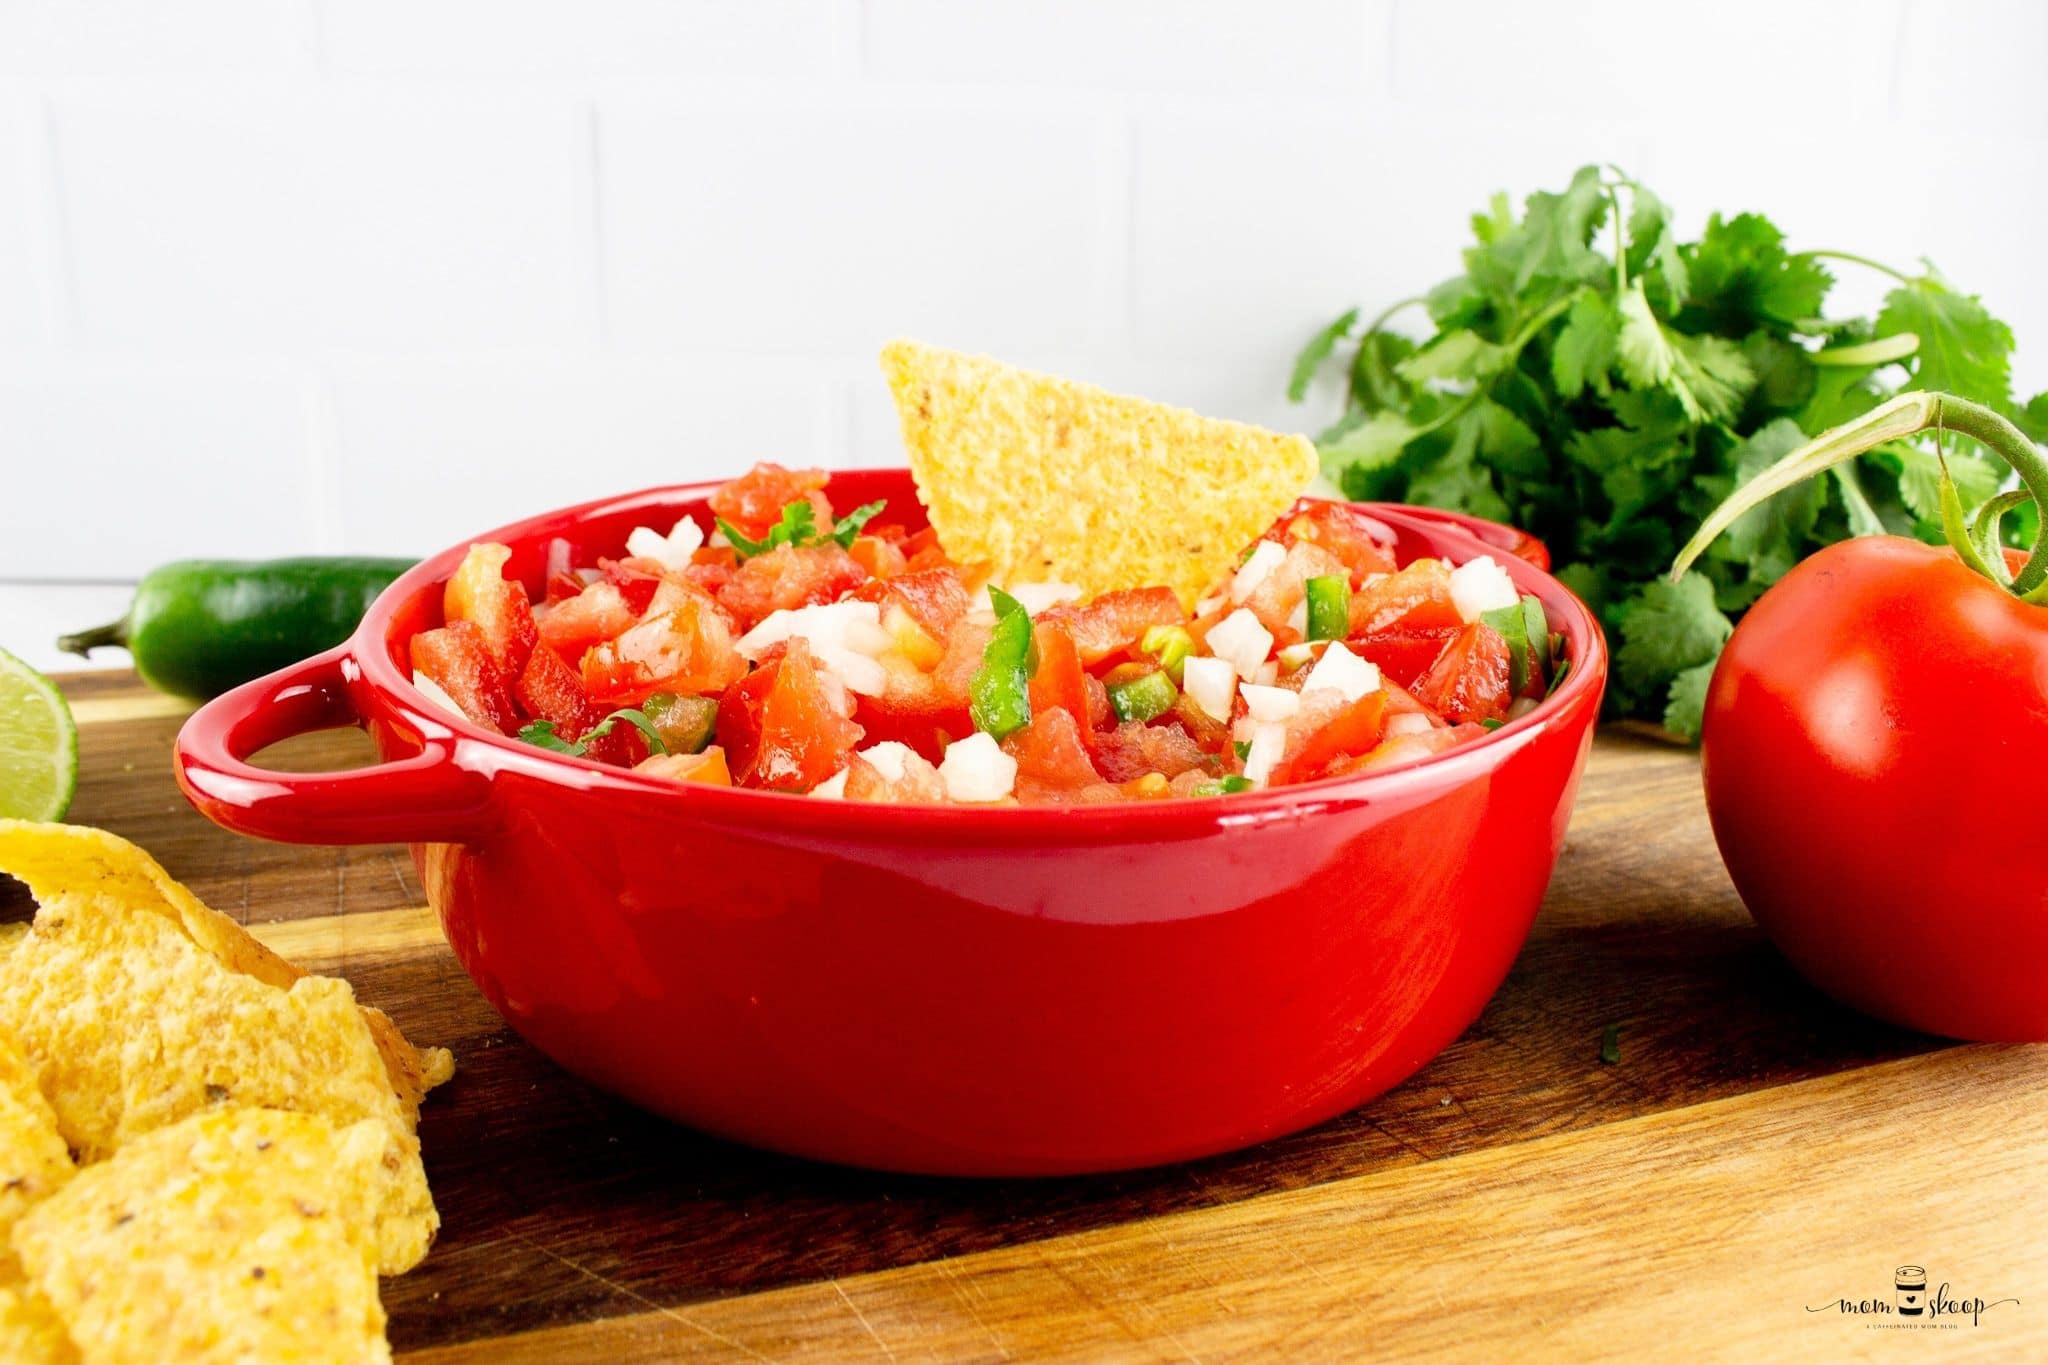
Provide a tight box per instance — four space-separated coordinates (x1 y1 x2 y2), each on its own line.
0 648 77 821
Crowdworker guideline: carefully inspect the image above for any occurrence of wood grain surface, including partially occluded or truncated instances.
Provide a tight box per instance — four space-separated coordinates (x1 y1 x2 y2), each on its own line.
14 671 2043 1361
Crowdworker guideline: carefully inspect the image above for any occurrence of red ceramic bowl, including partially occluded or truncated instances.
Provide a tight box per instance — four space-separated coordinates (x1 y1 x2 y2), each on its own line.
175 470 1606 1176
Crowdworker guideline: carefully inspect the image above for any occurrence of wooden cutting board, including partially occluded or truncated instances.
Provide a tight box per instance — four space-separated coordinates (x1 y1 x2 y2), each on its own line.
22 671 2047 1361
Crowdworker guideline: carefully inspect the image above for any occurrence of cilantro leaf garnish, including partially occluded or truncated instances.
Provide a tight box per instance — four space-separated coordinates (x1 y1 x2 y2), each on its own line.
717 498 889 560
517 707 669 758
1292 165 2037 741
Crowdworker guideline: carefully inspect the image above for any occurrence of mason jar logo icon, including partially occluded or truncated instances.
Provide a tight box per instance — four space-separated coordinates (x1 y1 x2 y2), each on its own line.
1896 1265 1928 1316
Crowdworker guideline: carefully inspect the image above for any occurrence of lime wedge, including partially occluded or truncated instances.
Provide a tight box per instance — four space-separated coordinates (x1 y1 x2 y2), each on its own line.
0 648 77 821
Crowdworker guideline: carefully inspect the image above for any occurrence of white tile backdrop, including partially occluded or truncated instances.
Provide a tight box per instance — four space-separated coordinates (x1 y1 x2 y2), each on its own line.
3 0 2046 620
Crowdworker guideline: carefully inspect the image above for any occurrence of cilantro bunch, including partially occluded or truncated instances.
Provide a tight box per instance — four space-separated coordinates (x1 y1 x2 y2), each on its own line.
1293 164 2046 738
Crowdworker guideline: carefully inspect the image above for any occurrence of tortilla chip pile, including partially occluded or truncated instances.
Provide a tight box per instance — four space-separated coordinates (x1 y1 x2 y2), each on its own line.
0 821 454 1363
881 339 1319 607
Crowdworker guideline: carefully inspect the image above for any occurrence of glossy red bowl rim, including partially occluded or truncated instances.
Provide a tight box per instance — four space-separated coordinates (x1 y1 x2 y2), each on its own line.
355 471 1607 835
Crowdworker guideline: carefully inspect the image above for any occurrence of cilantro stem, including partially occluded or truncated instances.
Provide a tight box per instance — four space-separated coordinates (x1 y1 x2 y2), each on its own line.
1673 391 2048 598
1357 295 1429 345
1606 183 1628 294
1794 249 1913 286
1810 334 1919 368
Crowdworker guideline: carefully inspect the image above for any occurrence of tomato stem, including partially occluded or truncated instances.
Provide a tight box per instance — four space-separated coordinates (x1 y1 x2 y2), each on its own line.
1671 392 2048 599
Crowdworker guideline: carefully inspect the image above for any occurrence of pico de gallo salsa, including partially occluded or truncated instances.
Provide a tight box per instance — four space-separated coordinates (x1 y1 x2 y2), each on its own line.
408 463 1565 804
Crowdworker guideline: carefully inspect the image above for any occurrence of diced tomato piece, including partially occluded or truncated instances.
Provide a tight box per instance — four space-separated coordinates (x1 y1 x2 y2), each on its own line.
841 747 946 803
444 543 537 677
716 639 863 791
515 643 599 738
1091 721 1207 784
1001 707 1099 801
537 582 636 655
682 560 735 598
1268 500 1398 583
853 567 972 670
856 567 970 641
1348 560 1465 635
634 747 733 786
1040 587 1185 665
581 586 746 705
1170 691 1233 754
544 571 586 604
598 557 666 615
1348 625 1461 690
850 625 982 762
1242 540 1348 639
848 534 908 579
716 544 869 633
1026 621 1092 740
708 463 834 542
1273 691 1388 786
1414 622 1512 724
410 621 518 734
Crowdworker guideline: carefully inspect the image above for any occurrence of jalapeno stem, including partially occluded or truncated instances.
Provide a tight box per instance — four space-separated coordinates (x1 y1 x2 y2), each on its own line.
57 618 131 658
1670 392 2048 600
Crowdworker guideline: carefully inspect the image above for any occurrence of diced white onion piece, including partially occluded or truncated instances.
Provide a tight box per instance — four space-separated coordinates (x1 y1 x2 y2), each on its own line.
1239 683 1300 723
1230 540 1287 603
624 516 705 572
410 672 466 722
938 732 1017 803
1195 590 1227 617
1206 608 1274 679
1508 696 1541 720
1230 715 1258 745
1286 598 1308 637
1277 642 1318 671
856 740 916 783
1449 555 1520 623
737 600 886 661
811 768 850 799
1386 711 1436 738
1241 722 1288 786
1182 655 1237 722
1252 661 1279 686
1301 642 1382 703
817 648 887 698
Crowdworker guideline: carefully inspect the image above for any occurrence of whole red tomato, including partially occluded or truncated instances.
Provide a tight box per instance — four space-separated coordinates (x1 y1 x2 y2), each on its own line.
1701 536 2048 1041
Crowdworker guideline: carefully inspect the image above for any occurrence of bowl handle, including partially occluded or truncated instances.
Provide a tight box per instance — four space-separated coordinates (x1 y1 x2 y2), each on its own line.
174 647 492 846
1388 506 1551 571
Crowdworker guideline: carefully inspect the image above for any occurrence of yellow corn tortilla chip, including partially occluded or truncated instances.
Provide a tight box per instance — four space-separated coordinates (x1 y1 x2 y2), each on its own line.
0 822 441 1273
881 340 1318 607
0 1024 73 1279
14 1108 389 1365
0 821 451 1121
0 1282 75 1365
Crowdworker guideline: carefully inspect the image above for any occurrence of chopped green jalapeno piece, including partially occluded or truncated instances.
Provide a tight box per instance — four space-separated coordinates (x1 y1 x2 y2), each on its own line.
1104 664 1178 724
1304 574 1350 642
1139 624 1194 681
1233 739 1252 761
641 692 718 754
970 587 1034 739
1194 775 1255 796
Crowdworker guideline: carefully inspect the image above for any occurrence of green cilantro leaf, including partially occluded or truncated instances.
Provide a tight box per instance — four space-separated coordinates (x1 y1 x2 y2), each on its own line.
1680 213 1831 333
1290 307 1359 402
1877 275 2015 407
831 500 886 548
1551 291 1618 399
1615 575 1732 696
719 497 888 559
517 707 670 759
1662 661 1717 742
